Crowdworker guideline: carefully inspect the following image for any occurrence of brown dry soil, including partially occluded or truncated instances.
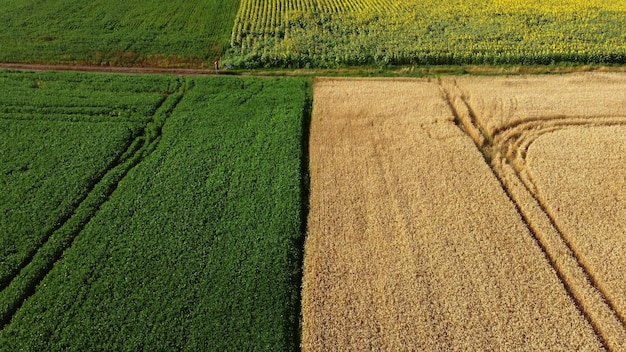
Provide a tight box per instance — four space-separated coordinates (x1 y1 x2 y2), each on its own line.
304 74 626 351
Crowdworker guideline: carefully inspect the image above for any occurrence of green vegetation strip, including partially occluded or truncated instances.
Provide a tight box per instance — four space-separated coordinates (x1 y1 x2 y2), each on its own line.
0 70 181 122
0 74 309 351
0 0 240 66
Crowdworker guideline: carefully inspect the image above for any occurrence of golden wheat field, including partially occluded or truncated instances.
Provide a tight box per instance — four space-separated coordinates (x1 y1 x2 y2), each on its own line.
527 126 626 316
304 73 626 350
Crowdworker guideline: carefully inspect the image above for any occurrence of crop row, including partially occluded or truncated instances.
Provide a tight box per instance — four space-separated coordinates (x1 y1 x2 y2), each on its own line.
230 0 399 44
0 71 182 121
228 0 626 67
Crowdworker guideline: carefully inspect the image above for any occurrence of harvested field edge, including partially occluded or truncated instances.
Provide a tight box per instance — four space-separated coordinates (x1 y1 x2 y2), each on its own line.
0 87 186 329
295 84 313 350
440 82 626 350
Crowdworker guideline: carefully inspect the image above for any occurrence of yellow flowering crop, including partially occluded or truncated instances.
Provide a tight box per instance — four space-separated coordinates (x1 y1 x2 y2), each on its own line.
228 0 626 67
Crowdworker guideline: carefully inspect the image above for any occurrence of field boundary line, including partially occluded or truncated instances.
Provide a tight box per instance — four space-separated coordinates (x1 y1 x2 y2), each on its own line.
5 63 626 79
0 84 187 330
439 80 626 351
293 82 312 352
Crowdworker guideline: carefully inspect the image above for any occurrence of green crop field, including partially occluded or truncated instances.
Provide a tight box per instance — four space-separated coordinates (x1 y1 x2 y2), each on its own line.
2 0 626 68
0 71 310 351
0 0 240 66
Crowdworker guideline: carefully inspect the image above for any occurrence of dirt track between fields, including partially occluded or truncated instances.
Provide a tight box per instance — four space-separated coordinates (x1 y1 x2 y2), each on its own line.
3 62 626 77
0 63 219 75
304 74 626 351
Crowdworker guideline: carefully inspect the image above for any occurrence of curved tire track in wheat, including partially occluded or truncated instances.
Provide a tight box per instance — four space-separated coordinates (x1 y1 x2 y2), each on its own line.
524 125 626 325
450 72 626 349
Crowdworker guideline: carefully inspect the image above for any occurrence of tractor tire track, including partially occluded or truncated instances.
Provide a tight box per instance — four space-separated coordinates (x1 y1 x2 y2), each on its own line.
0 86 186 330
440 80 626 350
